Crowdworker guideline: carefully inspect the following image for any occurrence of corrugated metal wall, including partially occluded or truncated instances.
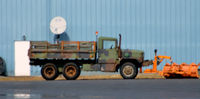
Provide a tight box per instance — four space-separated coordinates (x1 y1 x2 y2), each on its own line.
0 0 200 76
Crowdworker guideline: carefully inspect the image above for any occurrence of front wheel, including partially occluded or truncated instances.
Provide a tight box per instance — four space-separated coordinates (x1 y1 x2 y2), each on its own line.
41 63 59 80
120 62 138 79
63 63 81 80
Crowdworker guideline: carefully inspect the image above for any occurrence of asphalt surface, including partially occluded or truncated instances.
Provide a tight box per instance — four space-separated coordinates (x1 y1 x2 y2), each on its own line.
0 79 199 99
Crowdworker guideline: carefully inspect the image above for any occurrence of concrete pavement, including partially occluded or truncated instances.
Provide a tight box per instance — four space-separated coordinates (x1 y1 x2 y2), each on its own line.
0 79 199 99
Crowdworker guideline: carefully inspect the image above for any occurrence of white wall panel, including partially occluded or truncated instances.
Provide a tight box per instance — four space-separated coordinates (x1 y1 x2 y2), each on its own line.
14 41 30 76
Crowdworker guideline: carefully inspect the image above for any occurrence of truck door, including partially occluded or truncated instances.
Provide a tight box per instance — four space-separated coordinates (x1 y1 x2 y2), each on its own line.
98 39 118 71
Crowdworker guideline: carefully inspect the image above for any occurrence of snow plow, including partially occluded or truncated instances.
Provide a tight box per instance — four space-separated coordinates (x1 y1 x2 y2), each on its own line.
143 49 199 78
162 63 199 78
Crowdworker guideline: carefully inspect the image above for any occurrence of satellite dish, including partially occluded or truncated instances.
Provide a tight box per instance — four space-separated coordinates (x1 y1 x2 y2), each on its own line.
50 16 67 34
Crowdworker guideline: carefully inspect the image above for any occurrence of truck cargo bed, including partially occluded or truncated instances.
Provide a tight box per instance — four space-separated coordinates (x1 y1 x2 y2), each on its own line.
28 41 96 60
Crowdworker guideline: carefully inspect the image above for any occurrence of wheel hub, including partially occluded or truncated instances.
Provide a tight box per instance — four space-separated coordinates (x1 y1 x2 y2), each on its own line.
123 65 134 77
65 66 76 77
44 66 55 78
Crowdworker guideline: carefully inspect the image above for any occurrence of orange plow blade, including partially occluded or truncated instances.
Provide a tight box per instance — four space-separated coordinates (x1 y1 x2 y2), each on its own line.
161 63 199 78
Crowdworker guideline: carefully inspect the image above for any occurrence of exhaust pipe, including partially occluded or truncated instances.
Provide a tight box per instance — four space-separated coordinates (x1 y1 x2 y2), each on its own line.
118 34 122 58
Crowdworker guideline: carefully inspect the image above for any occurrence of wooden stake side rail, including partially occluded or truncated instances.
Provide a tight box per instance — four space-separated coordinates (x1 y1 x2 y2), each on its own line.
29 41 97 59
30 41 96 52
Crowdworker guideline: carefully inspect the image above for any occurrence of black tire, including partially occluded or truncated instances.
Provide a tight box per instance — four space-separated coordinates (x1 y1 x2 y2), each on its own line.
63 63 80 80
120 62 138 79
0 57 5 75
41 63 59 80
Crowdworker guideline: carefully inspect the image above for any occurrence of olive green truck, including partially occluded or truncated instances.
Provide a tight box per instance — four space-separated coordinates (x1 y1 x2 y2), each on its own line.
29 35 151 80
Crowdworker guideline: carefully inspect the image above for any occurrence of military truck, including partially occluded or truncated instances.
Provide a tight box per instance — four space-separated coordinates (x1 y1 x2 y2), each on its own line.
29 34 149 80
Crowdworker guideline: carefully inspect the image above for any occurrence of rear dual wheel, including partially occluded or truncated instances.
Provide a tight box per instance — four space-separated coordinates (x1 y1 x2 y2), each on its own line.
63 63 81 80
41 63 59 80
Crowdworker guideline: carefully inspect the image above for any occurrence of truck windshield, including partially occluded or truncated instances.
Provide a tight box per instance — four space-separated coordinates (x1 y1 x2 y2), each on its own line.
103 40 116 49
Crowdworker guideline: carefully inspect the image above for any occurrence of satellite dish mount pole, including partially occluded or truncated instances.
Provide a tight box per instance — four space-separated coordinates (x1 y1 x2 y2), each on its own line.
55 34 60 44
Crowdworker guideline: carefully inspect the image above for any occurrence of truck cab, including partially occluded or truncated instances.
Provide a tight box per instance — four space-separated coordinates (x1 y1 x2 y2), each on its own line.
97 37 119 71
96 36 144 69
